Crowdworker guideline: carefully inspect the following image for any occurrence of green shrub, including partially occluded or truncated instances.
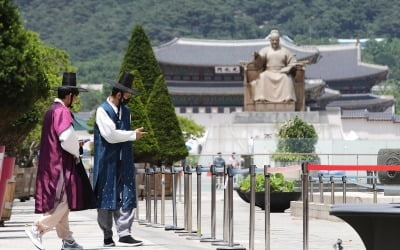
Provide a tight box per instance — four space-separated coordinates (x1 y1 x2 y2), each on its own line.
239 173 295 192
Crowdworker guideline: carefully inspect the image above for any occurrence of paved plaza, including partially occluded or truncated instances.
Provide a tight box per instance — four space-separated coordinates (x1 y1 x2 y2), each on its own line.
0 175 365 250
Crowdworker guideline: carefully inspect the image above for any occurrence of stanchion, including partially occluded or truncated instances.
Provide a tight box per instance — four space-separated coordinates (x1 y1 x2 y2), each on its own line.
318 173 324 203
302 163 309 250
165 166 184 231
216 166 245 250
188 165 210 240
182 165 197 237
161 165 166 226
249 165 256 250
212 165 230 246
177 164 191 234
200 165 223 243
145 166 154 227
373 171 377 203
330 176 335 204
139 167 152 225
309 175 314 203
264 165 271 250
136 168 146 223
342 176 347 204
152 166 163 228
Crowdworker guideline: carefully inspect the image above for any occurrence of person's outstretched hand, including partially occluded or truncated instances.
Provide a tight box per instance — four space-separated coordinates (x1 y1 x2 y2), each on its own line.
135 127 148 139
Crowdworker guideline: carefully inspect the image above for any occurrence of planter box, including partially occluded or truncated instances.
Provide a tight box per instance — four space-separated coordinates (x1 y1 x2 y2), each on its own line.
236 188 301 212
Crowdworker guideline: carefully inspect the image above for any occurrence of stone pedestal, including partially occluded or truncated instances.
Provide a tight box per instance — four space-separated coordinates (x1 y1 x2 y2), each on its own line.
255 101 295 112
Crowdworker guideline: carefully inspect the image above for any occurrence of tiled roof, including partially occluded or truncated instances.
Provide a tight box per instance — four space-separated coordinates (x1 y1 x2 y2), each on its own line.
341 107 400 122
154 37 319 66
305 44 388 81
168 85 242 95
327 94 394 112
154 37 388 83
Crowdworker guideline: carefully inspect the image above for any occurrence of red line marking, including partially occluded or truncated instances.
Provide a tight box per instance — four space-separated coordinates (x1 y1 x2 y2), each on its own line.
307 164 400 171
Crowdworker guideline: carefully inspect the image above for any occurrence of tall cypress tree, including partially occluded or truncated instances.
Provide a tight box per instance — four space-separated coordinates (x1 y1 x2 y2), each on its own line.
119 25 162 101
127 70 159 163
147 75 188 166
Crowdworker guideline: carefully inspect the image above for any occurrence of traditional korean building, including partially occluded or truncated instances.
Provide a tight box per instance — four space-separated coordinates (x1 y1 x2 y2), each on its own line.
153 36 390 113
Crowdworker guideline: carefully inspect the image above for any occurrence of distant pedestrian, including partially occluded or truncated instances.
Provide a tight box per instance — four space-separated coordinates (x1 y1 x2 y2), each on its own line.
228 152 241 184
213 152 225 189
25 72 94 250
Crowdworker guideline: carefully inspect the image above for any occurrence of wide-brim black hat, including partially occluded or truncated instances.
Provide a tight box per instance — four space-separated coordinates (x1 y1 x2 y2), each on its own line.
52 72 88 92
110 72 140 95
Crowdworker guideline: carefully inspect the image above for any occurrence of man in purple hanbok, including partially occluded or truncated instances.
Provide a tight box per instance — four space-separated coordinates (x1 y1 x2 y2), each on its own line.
25 72 91 250
93 72 146 247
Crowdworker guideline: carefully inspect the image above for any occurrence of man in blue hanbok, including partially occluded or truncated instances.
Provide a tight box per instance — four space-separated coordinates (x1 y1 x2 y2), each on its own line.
93 72 147 247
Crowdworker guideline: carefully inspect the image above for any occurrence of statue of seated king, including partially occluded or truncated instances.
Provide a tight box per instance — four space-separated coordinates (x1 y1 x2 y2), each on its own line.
242 29 306 112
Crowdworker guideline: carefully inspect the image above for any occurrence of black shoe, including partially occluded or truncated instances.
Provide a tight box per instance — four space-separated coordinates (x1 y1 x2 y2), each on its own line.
118 235 143 246
104 238 115 247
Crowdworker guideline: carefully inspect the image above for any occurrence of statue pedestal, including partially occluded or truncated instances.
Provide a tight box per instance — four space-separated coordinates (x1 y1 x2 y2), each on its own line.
255 101 295 112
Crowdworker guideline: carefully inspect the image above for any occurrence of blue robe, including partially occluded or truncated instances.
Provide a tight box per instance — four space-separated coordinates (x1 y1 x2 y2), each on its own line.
93 102 136 211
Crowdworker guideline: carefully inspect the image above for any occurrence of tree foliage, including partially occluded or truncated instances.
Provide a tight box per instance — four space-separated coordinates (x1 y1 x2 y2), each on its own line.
0 0 72 156
119 25 162 100
127 70 159 163
146 75 188 166
177 115 205 141
272 116 319 162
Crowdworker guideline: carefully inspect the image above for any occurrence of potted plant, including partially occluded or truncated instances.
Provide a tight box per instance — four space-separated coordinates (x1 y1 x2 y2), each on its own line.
272 116 319 167
236 172 301 212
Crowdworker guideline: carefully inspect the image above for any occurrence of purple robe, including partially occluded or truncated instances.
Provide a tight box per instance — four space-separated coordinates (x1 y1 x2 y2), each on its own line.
35 102 87 213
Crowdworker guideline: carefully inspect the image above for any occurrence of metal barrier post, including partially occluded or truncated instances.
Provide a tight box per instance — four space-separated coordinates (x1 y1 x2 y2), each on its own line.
145 167 152 225
373 171 377 203
152 166 163 228
249 165 256 250
216 166 245 250
318 173 324 204
264 165 271 250
302 162 309 250
188 165 209 240
213 164 229 246
161 166 166 226
165 166 184 231
342 176 347 204
309 175 314 203
182 165 197 237
136 168 145 223
330 176 335 204
200 165 222 243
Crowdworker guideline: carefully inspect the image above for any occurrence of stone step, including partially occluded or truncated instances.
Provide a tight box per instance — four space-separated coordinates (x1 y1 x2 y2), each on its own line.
290 192 400 221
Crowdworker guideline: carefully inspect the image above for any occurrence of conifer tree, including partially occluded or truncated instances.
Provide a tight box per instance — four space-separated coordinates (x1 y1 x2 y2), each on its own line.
127 70 159 163
119 25 162 101
147 75 188 166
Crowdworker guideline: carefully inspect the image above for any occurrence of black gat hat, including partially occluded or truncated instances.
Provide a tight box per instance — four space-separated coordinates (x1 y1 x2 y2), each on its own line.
110 72 140 95
53 72 88 92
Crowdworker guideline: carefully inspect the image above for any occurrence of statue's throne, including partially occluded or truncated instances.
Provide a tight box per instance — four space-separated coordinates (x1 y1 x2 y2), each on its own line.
242 59 306 112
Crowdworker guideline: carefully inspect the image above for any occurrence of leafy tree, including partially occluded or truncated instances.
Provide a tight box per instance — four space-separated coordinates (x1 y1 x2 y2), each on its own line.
0 0 71 156
177 115 205 141
119 25 162 100
127 70 159 163
146 75 188 166
272 116 319 162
